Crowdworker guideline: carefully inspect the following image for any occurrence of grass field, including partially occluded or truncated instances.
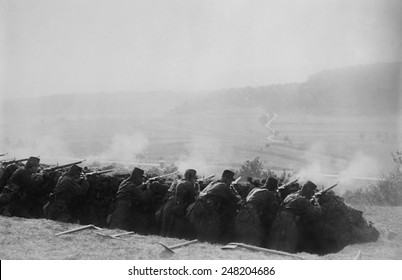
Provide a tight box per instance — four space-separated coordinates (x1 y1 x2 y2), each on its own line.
1 205 401 260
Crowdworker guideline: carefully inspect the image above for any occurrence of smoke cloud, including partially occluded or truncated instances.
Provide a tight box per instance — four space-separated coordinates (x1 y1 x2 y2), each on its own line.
296 142 382 192
175 136 224 176
96 133 149 164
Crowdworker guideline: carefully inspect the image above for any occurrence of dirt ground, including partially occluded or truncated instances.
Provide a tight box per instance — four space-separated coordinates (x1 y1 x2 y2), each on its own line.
0 205 400 260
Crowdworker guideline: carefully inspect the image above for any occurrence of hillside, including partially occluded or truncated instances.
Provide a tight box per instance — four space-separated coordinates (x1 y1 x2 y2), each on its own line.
2 62 401 120
173 62 401 116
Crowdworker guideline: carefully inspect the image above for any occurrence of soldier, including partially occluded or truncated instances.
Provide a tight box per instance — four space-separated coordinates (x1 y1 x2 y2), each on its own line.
0 163 19 192
269 180 322 253
235 178 280 247
159 169 198 239
109 167 149 232
44 164 89 223
0 156 44 217
187 170 242 243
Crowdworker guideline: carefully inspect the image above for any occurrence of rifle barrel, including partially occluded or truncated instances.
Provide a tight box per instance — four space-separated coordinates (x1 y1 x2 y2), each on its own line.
278 177 299 189
316 182 339 195
44 159 86 172
1 158 29 165
149 171 178 180
86 169 115 176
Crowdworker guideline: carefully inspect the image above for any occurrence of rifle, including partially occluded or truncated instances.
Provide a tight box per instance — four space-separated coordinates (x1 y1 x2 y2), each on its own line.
277 177 299 190
1 158 29 166
231 176 242 185
314 182 339 196
0 153 7 157
85 168 115 176
197 173 215 182
44 159 86 172
147 171 178 182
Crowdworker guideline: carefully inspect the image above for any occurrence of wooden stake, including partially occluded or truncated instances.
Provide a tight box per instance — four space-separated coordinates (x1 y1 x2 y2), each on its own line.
158 239 198 253
55 224 99 236
222 242 305 260
111 231 135 238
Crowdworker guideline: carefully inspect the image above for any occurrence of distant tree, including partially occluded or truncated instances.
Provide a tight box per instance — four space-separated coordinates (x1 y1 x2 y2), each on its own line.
238 157 266 179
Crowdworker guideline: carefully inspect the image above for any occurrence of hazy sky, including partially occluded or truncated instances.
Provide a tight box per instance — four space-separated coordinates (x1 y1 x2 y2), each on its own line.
1 0 401 100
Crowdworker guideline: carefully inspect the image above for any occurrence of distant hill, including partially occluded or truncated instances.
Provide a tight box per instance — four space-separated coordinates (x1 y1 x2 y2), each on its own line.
3 62 401 120
173 62 401 116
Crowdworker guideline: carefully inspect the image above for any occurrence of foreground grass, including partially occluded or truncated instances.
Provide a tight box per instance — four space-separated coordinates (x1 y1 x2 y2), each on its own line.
0 206 401 260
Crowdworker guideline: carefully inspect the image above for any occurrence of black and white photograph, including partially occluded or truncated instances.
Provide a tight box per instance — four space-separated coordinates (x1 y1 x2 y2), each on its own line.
0 0 401 273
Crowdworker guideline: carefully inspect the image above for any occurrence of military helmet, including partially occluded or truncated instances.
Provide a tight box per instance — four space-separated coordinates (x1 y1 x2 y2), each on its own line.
68 164 83 176
131 167 145 179
26 156 40 168
221 169 235 181
184 169 197 180
263 177 278 191
301 180 318 196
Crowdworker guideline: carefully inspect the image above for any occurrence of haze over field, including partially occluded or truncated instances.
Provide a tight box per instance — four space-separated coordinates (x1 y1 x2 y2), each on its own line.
1 1 401 191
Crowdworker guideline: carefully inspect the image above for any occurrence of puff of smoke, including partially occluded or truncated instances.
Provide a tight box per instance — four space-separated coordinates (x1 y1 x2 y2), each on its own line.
94 133 149 165
296 141 336 185
297 149 381 192
175 136 223 176
337 151 380 187
0 133 74 164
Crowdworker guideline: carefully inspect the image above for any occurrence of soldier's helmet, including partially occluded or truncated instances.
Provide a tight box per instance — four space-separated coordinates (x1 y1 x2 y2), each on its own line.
131 167 145 179
263 177 278 191
68 164 83 176
221 169 235 181
184 169 197 180
301 180 318 197
26 156 40 169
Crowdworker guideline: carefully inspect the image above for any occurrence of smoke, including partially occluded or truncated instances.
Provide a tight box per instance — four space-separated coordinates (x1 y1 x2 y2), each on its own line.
175 136 223 176
95 133 149 164
296 142 382 192
338 152 380 186
0 127 75 164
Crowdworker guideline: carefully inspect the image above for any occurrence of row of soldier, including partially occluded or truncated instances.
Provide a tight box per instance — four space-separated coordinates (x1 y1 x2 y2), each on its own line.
0 156 379 254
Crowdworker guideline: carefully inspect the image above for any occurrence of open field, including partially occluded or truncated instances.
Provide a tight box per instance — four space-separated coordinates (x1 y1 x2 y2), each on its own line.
0 205 401 260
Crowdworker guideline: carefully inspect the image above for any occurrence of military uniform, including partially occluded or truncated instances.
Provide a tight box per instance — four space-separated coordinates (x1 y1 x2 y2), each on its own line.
160 171 197 239
109 168 150 232
235 187 280 246
187 170 241 243
0 157 44 217
269 181 321 253
44 165 89 223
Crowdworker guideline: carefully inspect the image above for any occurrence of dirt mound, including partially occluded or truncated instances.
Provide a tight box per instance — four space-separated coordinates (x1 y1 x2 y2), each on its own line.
303 192 380 255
